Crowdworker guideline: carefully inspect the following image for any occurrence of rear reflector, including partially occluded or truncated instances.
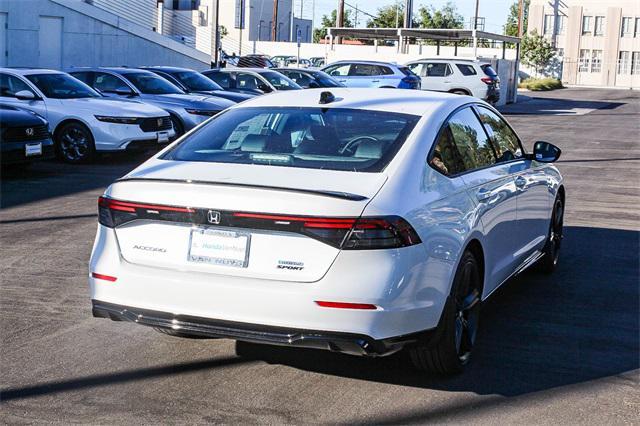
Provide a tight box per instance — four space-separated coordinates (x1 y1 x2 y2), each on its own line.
91 272 117 282
315 301 378 310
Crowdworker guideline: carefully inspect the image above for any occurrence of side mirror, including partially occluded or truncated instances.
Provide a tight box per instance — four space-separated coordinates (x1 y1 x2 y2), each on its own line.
114 87 137 96
531 141 561 163
15 90 36 101
308 81 320 88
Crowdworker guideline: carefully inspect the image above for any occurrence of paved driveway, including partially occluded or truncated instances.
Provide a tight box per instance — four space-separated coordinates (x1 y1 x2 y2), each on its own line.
1 88 638 423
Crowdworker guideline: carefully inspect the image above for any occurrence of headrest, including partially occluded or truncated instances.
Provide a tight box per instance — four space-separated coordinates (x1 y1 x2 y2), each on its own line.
354 139 385 159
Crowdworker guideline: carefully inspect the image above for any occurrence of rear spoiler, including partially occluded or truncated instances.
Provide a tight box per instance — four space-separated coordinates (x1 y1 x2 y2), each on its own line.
115 177 368 201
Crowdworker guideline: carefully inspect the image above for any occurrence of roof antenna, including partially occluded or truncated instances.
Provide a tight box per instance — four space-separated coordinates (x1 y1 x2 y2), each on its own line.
319 91 335 104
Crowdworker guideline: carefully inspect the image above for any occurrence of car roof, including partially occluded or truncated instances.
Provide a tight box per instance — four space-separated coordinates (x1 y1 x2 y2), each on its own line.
230 87 471 117
408 57 489 64
273 68 318 73
68 67 153 75
326 60 401 67
142 66 194 73
0 67 64 76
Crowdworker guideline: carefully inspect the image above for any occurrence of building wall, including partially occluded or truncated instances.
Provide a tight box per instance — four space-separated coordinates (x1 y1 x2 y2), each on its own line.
0 0 209 69
528 0 640 88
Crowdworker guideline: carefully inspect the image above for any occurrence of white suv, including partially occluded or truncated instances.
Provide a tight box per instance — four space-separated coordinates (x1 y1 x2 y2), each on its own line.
406 58 500 103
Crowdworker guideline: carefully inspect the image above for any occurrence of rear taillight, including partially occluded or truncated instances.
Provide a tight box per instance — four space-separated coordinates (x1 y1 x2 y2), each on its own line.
232 212 421 250
481 77 493 85
98 196 195 228
97 196 421 250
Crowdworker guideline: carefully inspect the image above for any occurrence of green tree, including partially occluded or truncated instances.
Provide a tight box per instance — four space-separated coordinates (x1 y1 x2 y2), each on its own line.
313 9 353 43
367 3 407 28
521 30 554 75
504 0 529 36
417 2 463 29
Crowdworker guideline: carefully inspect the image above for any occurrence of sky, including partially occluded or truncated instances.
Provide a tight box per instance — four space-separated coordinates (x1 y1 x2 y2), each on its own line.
294 0 514 34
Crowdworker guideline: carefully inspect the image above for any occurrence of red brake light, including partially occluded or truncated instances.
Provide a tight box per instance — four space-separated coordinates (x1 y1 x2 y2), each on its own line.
481 77 493 84
91 272 117 282
315 301 377 310
98 196 195 228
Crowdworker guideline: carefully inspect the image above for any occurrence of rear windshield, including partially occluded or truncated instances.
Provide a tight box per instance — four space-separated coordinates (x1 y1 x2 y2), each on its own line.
162 107 420 172
481 64 498 77
398 67 415 76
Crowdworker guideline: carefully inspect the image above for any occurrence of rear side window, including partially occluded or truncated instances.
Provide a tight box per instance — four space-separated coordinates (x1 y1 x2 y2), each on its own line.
477 107 523 163
163 107 420 173
456 64 477 76
430 107 495 175
379 66 394 75
407 63 423 75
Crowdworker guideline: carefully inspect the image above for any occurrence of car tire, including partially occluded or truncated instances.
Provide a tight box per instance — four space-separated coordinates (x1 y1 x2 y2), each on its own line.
451 89 469 95
539 195 564 274
408 250 481 375
55 121 95 164
169 115 185 138
153 327 217 339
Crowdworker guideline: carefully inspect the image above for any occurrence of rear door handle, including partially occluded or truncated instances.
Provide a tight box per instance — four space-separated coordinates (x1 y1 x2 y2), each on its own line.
371 79 380 82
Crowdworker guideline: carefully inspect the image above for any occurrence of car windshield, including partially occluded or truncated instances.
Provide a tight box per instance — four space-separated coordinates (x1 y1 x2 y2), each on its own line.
258 71 302 90
123 72 184 94
173 71 223 91
162 107 420 172
25 73 101 99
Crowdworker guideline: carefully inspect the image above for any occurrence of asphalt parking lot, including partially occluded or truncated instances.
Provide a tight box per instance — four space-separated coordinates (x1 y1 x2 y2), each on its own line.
1 88 638 423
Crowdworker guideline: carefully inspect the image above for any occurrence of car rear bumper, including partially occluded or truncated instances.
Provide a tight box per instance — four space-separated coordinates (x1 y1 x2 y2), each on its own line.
92 299 433 356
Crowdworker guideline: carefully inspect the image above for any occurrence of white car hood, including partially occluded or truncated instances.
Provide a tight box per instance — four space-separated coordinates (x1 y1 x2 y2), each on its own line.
59 98 167 117
123 158 387 200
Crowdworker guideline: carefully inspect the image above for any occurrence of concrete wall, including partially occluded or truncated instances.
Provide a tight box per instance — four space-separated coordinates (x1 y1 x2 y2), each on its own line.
0 0 209 69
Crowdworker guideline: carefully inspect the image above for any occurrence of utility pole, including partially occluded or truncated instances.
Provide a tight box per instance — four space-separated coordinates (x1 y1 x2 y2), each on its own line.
272 0 279 41
210 0 220 67
395 1 399 28
517 0 524 37
403 0 412 28
473 0 479 29
354 3 358 27
336 0 344 43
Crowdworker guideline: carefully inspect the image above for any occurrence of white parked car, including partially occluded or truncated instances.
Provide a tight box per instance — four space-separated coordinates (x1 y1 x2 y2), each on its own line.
90 88 564 374
0 68 175 163
406 58 501 103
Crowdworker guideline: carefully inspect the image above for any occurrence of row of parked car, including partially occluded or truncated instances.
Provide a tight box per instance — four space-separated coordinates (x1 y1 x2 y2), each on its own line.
0 57 500 167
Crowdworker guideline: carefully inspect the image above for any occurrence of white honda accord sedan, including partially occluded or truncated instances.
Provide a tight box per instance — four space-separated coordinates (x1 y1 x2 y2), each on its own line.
90 88 564 374
0 68 175 163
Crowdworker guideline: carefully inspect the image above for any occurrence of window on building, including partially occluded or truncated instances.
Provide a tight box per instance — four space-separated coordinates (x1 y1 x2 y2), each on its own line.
632 52 640 75
582 16 592 35
594 16 605 36
556 48 564 57
557 15 567 35
621 17 633 37
543 14 555 35
578 49 590 72
635 18 640 37
618 51 630 74
591 50 603 72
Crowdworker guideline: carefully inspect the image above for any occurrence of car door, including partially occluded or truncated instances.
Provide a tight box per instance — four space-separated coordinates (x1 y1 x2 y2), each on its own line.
0 73 49 122
421 62 453 92
441 106 519 296
476 106 551 265
348 63 382 88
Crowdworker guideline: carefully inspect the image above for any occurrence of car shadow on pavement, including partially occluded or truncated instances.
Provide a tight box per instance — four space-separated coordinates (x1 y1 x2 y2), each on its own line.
235 225 639 400
499 98 624 115
0 152 152 209
0 356 255 402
